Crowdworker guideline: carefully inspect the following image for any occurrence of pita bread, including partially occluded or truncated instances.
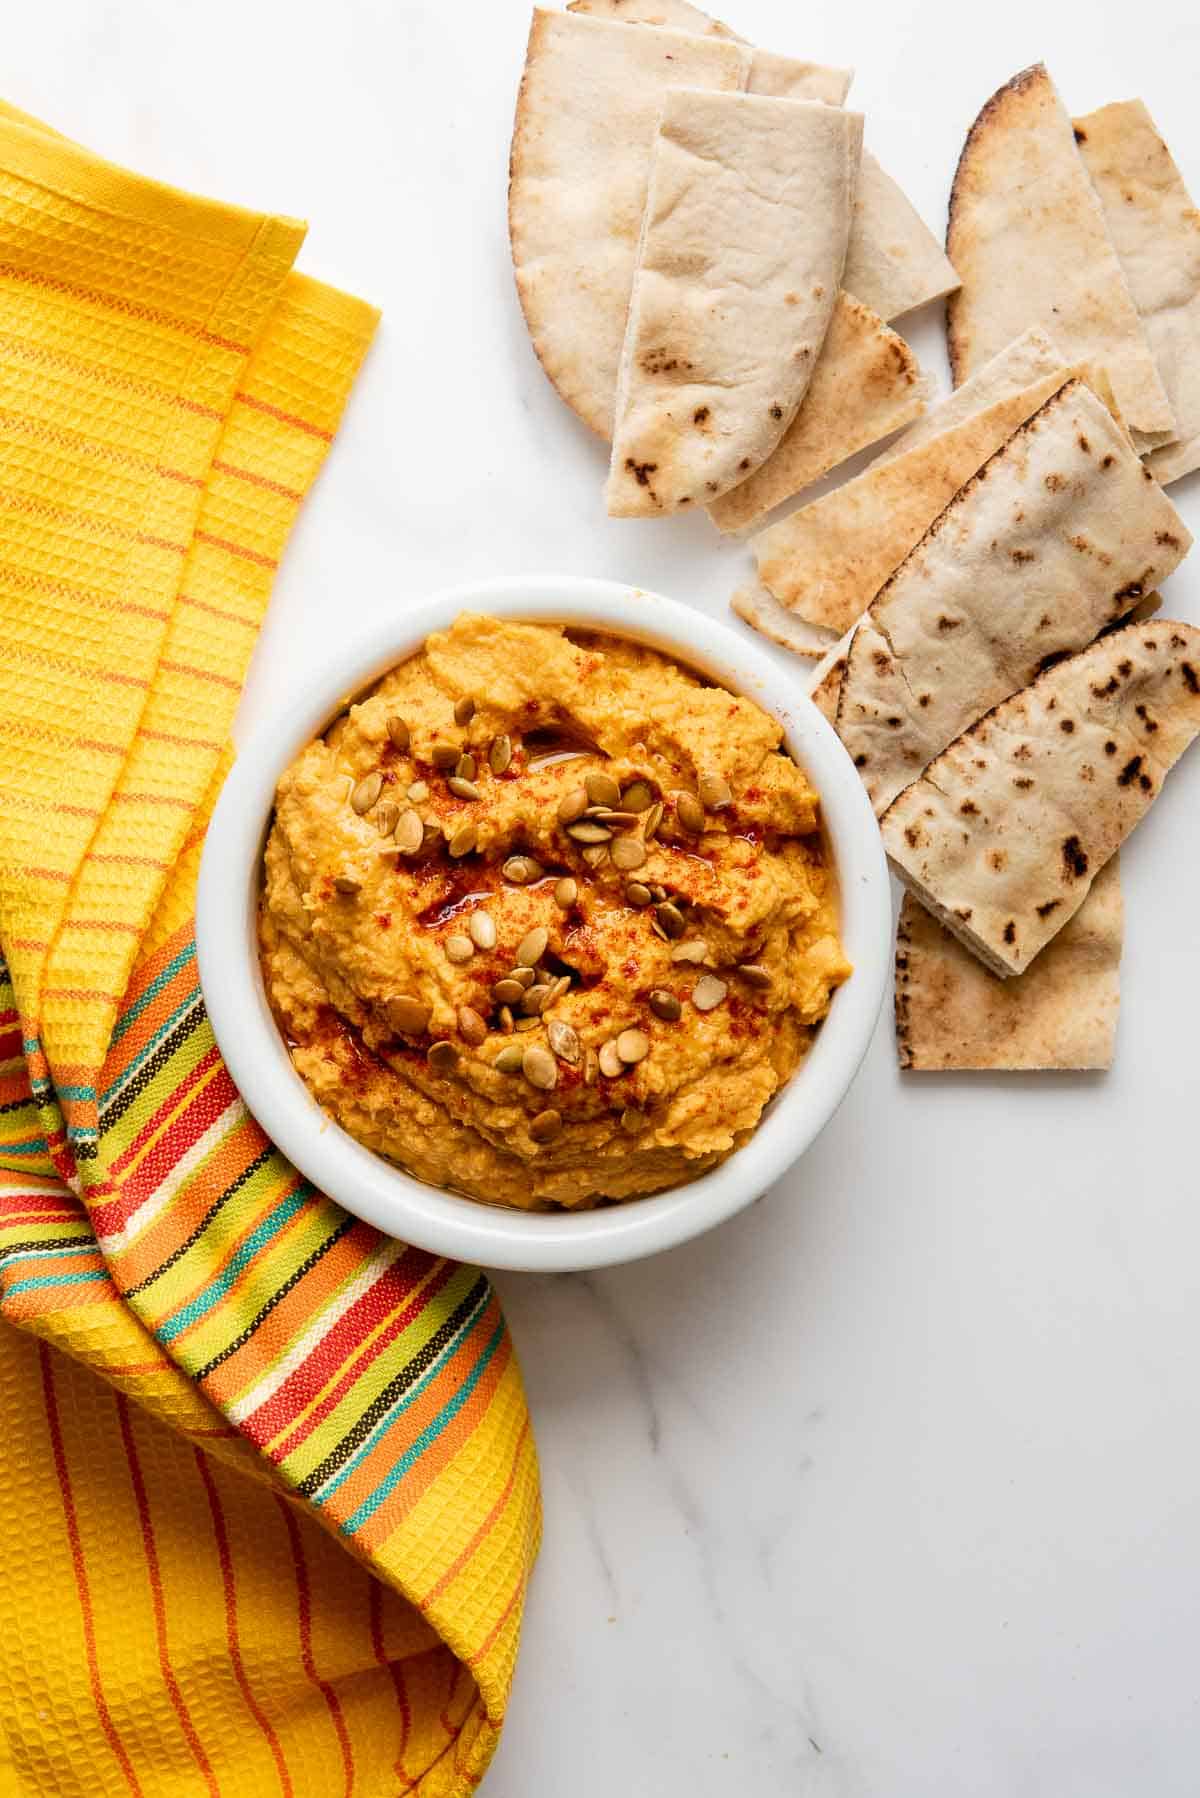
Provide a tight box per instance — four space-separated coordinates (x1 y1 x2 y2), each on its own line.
509 11 750 438
568 0 956 324
836 380 1191 817
1074 100 1200 486
753 327 1073 632
882 619 1200 978
810 649 850 724
895 858 1122 1070
732 575 841 658
709 293 926 532
606 92 859 516
946 65 1175 443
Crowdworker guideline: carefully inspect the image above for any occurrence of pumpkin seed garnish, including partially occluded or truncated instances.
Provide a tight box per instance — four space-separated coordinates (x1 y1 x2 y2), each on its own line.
655 901 685 940
738 963 772 989
391 809 424 856
454 695 476 726
522 1045 558 1090
493 977 526 1006
644 801 664 841
333 875 361 896
448 822 477 857
584 1048 599 1085
585 771 621 808
699 772 733 812
499 1006 515 1033
567 821 613 844
675 791 706 834
515 926 549 968
350 771 383 815
427 1040 459 1075
503 855 542 885
521 983 552 1017
376 800 400 836
515 1016 540 1032
388 995 430 1035
581 844 609 868
530 1107 562 1143
445 934 474 964
598 1039 625 1079
447 776 482 802
692 974 728 1012
557 788 589 826
386 715 410 751
622 780 654 813
510 965 536 990
611 836 646 872
494 1042 524 1074
468 912 496 950
548 1019 581 1064
671 938 710 964
547 974 571 1006
616 1028 650 1064
489 734 512 775
648 989 682 1021
430 743 460 770
554 876 578 909
455 752 477 781
458 1005 488 1046
407 780 430 803
648 884 667 903
625 880 653 908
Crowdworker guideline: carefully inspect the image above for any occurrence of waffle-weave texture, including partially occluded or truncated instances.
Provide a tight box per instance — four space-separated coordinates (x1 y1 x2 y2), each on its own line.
0 105 540 1798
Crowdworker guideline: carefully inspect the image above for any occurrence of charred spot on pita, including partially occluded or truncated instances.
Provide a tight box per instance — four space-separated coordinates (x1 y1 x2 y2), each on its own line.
1062 836 1089 878
1182 663 1200 694
1003 921 1016 944
1036 899 1062 919
1117 755 1143 787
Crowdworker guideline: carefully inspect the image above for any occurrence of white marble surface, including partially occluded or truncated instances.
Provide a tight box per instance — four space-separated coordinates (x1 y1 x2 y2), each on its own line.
14 0 1200 1790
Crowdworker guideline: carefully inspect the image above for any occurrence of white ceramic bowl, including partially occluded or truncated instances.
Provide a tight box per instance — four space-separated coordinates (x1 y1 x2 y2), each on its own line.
197 577 890 1272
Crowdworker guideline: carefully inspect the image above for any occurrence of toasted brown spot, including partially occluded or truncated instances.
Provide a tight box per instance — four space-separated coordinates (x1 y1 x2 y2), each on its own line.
1182 662 1200 694
904 825 921 848
960 800 979 815
625 458 658 487
1045 473 1066 493
937 615 961 632
769 404 783 420
1012 548 1036 565
738 458 751 470
692 406 709 426
1135 703 1158 732
1092 675 1120 698
1013 743 1031 762
854 753 868 768
1059 718 1075 733
918 694 931 708
1074 126 1087 142
1170 633 1186 649
1117 755 1143 787
953 908 973 923
1139 773 1153 792
989 851 1007 873
1157 531 1181 549
1080 764 1095 783
1036 899 1062 919
1014 776 1034 789
873 651 891 675
1038 614 1053 629
1104 740 1117 755
1062 836 1089 878
1100 454 1115 470
1003 921 1016 944
1078 434 1091 453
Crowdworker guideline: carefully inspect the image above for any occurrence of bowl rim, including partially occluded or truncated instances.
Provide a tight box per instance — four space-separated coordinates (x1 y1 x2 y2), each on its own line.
196 575 890 1272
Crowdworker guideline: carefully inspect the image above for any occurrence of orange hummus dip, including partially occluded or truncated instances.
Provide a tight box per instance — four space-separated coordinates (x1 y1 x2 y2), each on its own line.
259 613 849 1209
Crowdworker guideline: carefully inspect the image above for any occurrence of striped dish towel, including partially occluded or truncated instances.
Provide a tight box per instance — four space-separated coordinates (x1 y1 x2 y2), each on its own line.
0 104 539 1797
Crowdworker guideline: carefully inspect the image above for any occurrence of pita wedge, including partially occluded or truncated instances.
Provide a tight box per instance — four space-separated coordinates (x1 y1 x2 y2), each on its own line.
883 619 1200 978
509 11 749 438
895 857 1123 1071
1074 101 1200 486
753 327 1074 632
710 293 926 532
946 65 1175 445
568 0 956 323
606 92 859 516
836 380 1192 817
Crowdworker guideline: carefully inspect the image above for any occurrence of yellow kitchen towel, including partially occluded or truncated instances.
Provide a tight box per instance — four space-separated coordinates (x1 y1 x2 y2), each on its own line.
0 106 539 1796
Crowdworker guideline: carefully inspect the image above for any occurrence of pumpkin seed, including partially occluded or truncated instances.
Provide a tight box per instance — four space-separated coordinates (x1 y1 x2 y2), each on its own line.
547 974 571 1006
388 995 430 1035
620 1107 643 1133
448 822 477 857
391 809 423 856
468 912 496 950
548 1019 581 1065
407 780 430 803
738 963 772 989
676 791 706 834
671 939 710 964
455 752 477 781
557 788 589 826
494 1042 524 1074
625 881 653 908
585 770 621 808
350 771 383 814
510 965 536 990
386 715 410 752
648 884 667 903
644 801 664 840
589 810 639 829
655 901 686 940
598 1039 625 1079
458 1005 488 1046
530 1108 562 1143
581 844 609 868
376 800 400 836
699 772 733 811
454 695 476 726
611 836 646 872
692 974 728 1012
515 1016 540 1032
333 875 361 896
649 990 682 1021
503 855 542 885
616 1028 650 1064
521 983 552 1017
499 1006 515 1033
489 734 512 775
567 821 612 844
447 776 482 801
522 1045 557 1091
584 1048 599 1085
622 780 654 813
493 977 526 1006
554 877 578 909
427 1040 459 1075
430 743 460 770
515 926 549 968
445 934 474 964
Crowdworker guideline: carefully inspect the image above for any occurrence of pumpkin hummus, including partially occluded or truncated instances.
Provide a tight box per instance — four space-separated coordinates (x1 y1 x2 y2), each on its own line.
259 613 849 1210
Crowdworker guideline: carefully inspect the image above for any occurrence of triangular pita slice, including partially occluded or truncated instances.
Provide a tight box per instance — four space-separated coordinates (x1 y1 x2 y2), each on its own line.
710 292 926 532
895 858 1122 1071
1074 100 1200 486
946 64 1175 443
607 92 859 516
882 620 1200 978
509 11 750 438
836 380 1192 817
752 327 1072 632
569 0 956 322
